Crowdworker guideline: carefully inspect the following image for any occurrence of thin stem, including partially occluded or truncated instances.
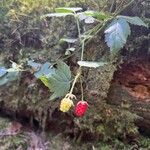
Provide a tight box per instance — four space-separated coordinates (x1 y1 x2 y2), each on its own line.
109 0 116 13
80 77 84 101
68 14 85 95
75 15 81 40
68 1 135 95
114 0 135 16
114 0 126 14
69 67 81 94
81 39 85 61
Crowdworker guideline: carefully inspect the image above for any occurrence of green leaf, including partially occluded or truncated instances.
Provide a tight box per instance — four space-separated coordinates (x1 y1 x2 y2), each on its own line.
28 60 41 72
39 76 50 88
55 7 82 13
77 13 95 23
77 61 107 68
35 62 54 78
39 61 71 100
28 60 54 78
65 47 75 55
0 67 7 77
117 16 148 27
84 11 111 20
0 63 20 86
44 13 73 17
0 71 19 86
105 18 131 51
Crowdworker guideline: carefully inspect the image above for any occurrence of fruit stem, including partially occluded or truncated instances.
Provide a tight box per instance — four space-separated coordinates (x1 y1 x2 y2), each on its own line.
69 67 81 94
80 77 84 101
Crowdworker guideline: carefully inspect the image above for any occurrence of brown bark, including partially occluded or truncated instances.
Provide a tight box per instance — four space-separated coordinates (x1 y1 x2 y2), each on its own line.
107 54 150 133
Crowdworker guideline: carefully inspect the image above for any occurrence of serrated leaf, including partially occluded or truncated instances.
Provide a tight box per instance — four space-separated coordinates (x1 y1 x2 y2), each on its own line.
84 11 111 20
44 13 73 17
117 16 148 27
28 60 54 78
105 18 131 51
0 71 19 86
39 61 71 100
77 61 107 68
55 7 82 13
39 76 50 88
34 62 54 78
28 60 41 71
0 76 8 86
0 67 7 77
7 71 19 81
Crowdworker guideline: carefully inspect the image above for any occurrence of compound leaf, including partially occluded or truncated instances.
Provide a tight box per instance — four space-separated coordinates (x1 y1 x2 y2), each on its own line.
28 60 54 78
117 16 148 27
84 11 111 20
105 18 131 51
39 61 71 100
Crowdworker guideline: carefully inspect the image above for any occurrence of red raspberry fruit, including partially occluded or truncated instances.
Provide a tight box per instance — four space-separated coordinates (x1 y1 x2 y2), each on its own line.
74 101 88 117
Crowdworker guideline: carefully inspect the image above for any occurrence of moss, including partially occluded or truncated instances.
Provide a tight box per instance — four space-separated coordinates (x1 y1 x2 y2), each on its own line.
0 117 28 150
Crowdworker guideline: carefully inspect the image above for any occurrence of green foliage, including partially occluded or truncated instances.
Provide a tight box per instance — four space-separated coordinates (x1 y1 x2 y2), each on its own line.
105 18 131 51
105 16 148 51
55 7 83 13
39 61 71 100
77 61 107 68
0 63 21 86
74 103 139 144
117 15 148 27
0 67 7 77
84 11 111 21
139 136 150 148
0 2 149 148
28 60 55 78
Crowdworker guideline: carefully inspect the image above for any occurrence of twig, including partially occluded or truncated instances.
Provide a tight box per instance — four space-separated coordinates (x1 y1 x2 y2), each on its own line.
114 0 135 16
109 0 116 13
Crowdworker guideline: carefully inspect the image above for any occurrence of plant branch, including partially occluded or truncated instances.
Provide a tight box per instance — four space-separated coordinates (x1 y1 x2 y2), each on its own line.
114 0 135 16
60 0 135 64
109 0 116 13
69 67 81 94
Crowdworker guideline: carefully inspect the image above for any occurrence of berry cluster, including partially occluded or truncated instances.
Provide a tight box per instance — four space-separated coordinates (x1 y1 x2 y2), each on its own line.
60 97 74 112
74 101 88 117
60 94 88 117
